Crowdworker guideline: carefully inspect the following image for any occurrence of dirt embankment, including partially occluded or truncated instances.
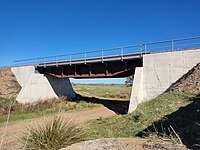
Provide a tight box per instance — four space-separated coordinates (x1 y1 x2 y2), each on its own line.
167 63 200 94
0 67 21 98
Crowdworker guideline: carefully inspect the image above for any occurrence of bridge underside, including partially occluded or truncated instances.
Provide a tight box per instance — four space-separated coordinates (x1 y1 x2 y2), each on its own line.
36 58 143 78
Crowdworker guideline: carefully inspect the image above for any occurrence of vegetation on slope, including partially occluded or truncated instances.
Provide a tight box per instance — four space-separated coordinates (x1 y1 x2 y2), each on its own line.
89 92 199 147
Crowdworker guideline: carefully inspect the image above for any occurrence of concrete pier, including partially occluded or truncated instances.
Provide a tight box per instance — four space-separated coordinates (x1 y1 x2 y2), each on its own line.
11 66 76 103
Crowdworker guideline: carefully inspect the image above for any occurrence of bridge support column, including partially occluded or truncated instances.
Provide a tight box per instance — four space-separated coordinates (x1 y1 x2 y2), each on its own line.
128 67 144 113
11 66 76 103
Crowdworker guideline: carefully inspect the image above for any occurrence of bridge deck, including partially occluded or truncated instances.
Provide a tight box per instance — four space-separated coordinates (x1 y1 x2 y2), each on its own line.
38 52 146 67
14 36 200 78
36 55 143 78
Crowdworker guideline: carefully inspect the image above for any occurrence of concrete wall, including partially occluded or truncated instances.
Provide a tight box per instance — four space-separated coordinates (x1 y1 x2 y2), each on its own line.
143 49 200 101
128 48 200 113
11 66 35 88
128 67 144 113
11 66 76 103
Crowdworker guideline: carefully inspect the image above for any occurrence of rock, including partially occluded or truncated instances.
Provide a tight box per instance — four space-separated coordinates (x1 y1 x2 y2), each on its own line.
143 141 188 150
60 138 188 150
60 138 145 150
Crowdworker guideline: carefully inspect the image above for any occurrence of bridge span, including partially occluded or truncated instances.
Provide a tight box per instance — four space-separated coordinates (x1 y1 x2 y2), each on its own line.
14 36 199 79
12 36 200 113
36 53 144 78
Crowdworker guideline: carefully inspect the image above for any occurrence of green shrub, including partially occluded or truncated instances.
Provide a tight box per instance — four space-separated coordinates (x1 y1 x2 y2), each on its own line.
21 117 87 150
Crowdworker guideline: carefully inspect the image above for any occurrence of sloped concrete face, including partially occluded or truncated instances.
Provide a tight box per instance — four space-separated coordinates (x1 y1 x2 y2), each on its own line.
11 66 35 88
128 48 200 113
128 67 144 113
143 49 200 101
11 66 76 103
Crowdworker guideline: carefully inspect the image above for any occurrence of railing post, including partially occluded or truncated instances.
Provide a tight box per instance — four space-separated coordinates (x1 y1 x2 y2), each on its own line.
121 47 124 61
84 52 87 64
69 54 71 65
101 50 104 63
171 40 174 50
44 58 46 67
33 59 36 65
56 56 58 66
140 44 143 56
144 44 147 54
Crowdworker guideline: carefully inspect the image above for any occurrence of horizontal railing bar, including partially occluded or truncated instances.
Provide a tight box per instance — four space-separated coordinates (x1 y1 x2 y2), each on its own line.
14 54 71 62
146 36 200 45
146 42 200 51
82 50 102 54
174 42 200 47
173 36 200 42
146 46 172 51
14 35 200 64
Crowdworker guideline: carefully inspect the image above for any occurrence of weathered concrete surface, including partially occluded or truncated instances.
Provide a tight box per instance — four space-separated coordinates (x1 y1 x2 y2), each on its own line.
11 66 35 88
143 49 200 101
128 49 200 113
128 67 144 113
11 66 76 103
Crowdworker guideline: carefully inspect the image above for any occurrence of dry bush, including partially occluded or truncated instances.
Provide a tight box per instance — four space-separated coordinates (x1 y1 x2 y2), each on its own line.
20 117 87 150
0 97 68 115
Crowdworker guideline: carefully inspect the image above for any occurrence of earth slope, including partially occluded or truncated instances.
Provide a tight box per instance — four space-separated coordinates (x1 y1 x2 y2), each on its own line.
0 67 21 98
167 63 200 94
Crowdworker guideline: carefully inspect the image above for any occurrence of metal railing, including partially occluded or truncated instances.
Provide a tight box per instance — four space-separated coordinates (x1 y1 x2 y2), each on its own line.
14 36 200 66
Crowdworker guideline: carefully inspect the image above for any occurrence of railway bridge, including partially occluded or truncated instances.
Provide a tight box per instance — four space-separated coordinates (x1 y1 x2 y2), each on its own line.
12 36 200 113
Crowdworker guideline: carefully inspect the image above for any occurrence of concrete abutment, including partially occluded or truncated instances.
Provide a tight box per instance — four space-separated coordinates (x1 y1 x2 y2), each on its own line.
128 48 200 113
11 66 76 103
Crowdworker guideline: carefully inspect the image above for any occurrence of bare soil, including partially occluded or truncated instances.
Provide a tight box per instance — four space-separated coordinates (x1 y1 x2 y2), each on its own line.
167 63 200 94
0 106 115 150
0 68 21 99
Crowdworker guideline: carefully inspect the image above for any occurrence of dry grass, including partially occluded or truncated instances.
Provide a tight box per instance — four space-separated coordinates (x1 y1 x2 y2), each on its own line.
20 117 87 150
0 97 101 123
73 84 131 100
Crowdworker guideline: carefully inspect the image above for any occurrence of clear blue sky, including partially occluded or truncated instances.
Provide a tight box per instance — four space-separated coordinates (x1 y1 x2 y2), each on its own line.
0 0 200 83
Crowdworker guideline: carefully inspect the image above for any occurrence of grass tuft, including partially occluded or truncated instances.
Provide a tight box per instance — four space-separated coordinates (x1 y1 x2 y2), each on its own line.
21 117 87 150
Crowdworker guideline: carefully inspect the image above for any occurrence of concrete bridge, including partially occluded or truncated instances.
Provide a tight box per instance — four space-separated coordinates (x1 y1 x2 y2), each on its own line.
12 36 200 113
